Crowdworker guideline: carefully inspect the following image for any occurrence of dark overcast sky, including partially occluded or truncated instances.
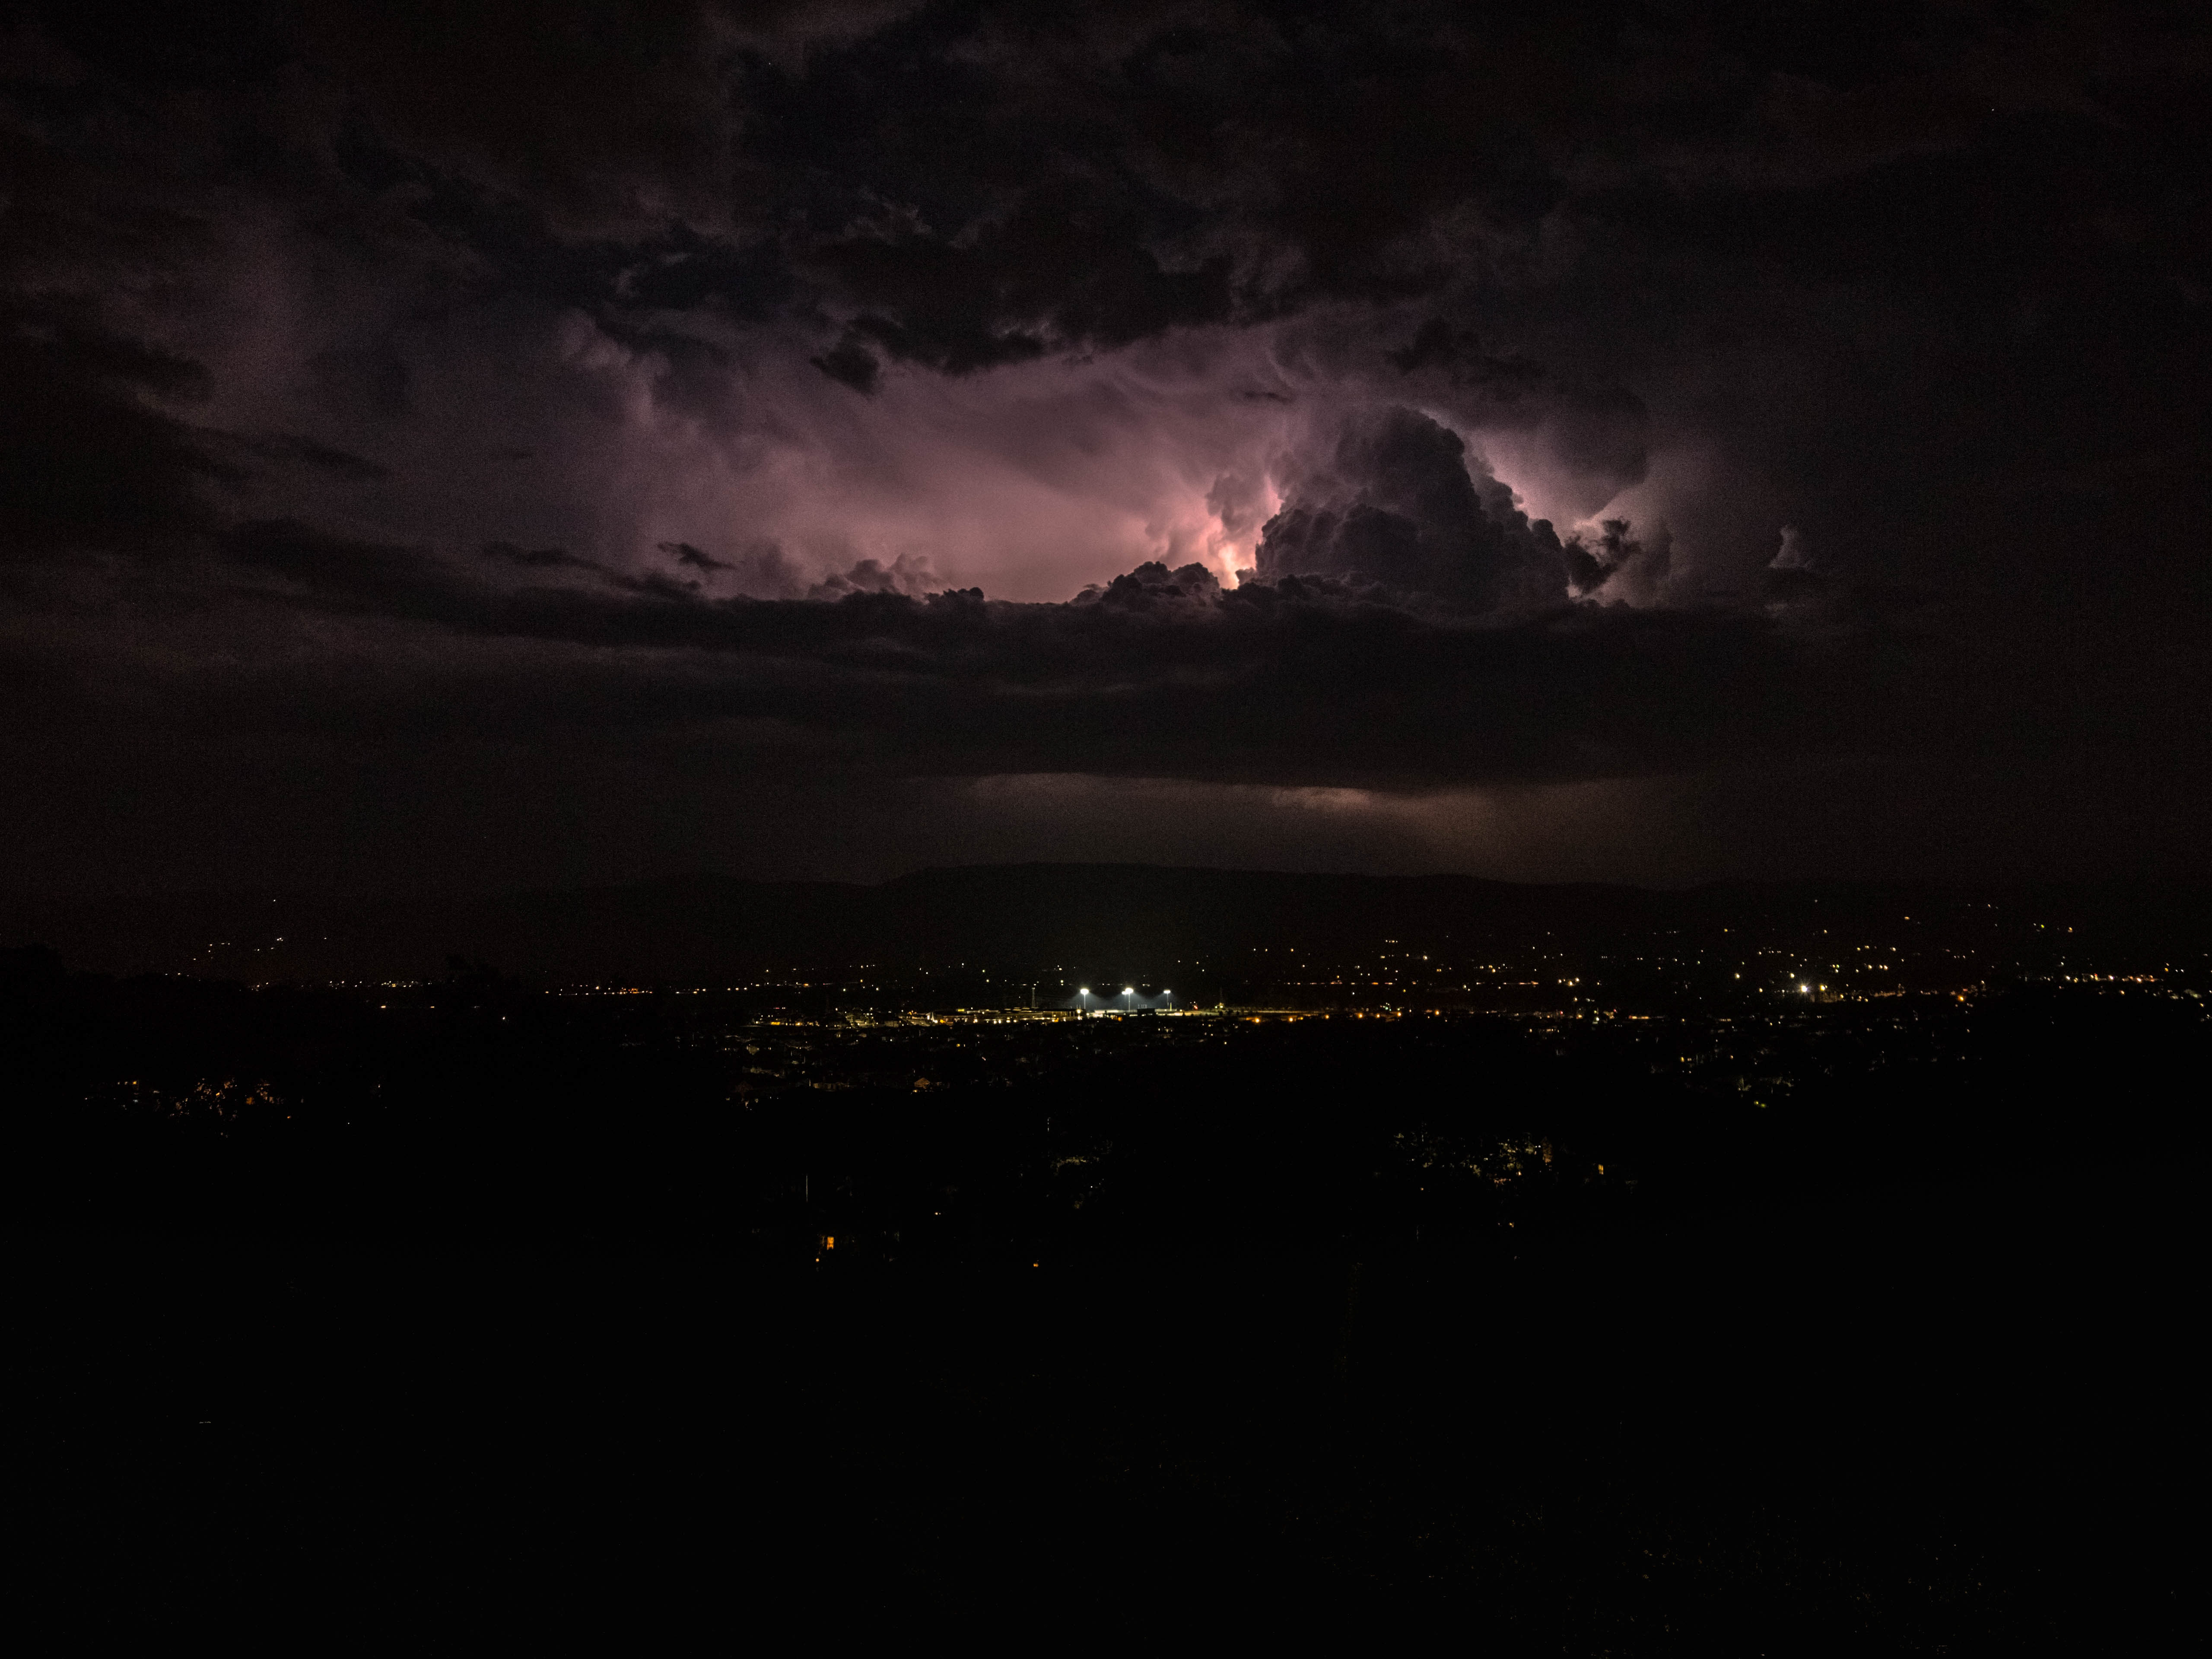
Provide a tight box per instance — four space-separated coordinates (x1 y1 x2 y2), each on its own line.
3 1 2207 895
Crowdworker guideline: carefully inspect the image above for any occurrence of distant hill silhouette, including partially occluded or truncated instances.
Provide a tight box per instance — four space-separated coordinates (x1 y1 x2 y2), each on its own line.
5 864 2206 986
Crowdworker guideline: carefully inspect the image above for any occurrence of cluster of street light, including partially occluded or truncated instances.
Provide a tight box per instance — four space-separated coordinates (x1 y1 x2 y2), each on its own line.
1074 986 1174 1014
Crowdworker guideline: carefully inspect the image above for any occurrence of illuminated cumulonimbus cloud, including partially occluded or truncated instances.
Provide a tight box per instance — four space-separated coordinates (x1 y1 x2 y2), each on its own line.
3 2 1726 619
397 302 1675 610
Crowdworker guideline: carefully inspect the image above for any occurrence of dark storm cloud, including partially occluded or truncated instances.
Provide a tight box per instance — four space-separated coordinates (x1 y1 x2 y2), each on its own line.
234 433 393 483
1255 406 1570 608
809 336 881 393
29 510 1970 801
483 541 601 572
661 540 729 571
0 305 231 561
1 1 2207 890
1385 322 1543 390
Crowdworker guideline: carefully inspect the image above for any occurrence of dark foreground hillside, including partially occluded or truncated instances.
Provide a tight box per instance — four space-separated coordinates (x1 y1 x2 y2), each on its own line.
4 963 2194 1650
11 1166 2188 1652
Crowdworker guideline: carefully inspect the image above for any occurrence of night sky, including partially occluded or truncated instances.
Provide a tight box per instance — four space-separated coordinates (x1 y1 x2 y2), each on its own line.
6 2 2207 895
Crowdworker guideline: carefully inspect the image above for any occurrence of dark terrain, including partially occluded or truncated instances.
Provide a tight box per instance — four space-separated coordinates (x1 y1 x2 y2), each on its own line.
3 873 2197 1650
11 862 2209 992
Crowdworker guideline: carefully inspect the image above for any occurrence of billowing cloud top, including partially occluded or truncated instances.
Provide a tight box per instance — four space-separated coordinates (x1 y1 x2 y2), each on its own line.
2 2 2206 891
